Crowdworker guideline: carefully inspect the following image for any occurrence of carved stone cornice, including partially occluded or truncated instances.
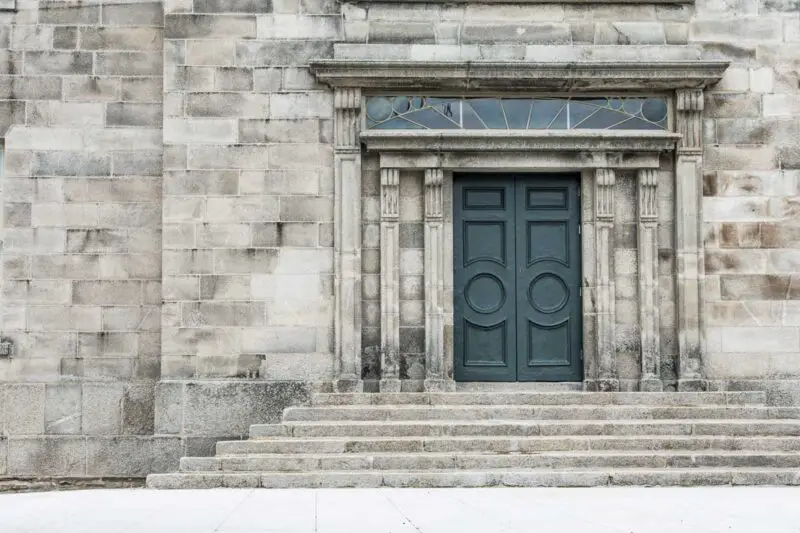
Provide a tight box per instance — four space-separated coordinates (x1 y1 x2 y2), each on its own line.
361 130 682 153
311 60 729 92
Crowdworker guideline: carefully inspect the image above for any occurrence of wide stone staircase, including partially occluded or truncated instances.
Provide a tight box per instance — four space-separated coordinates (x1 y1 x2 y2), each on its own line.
147 391 800 488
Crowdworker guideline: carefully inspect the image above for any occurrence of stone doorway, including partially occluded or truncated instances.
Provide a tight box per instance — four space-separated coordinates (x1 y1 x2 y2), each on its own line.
454 173 583 382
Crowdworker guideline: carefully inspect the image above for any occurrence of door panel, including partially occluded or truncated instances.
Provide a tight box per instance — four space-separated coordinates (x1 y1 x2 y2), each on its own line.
516 177 582 381
454 177 516 382
454 173 581 382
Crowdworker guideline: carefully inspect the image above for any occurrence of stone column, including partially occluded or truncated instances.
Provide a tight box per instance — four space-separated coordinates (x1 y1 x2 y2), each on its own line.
333 88 362 392
380 168 401 392
423 168 452 392
637 168 662 392
594 168 618 392
675 89 706 391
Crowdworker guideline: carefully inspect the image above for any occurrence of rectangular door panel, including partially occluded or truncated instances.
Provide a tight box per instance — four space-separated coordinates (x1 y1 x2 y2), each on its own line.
516 175 582 382
454 176 516 382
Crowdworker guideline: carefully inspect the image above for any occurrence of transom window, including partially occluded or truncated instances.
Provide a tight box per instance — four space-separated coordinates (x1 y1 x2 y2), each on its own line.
365 96 669 131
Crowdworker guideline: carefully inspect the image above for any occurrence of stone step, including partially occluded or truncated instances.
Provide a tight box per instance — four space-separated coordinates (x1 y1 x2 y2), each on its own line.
179 451 800 473
216 435 800 455
250 419 800 438
282 405 799 422
180 451 800 472
311 391 766 407
146 468 800 489
455 382 583 392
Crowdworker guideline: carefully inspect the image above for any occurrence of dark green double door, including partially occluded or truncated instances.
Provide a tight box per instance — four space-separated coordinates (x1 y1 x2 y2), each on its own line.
454 173 582 382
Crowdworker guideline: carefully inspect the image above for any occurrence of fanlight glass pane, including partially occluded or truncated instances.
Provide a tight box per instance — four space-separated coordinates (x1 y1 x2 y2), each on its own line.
365 96 669 130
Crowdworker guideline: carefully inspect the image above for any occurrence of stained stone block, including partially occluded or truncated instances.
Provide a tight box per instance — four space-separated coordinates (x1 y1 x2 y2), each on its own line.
39 1 100 24
594 22 667 45
186 40 236 66
165 14 257 39
32 152 110 177
195 0 273 13
270 93 332 119
166 170 239 195
80 28 163 51
462 23 571 44
24 51 93 75
213 249 278 274
63 77 120 101
73 280 142 305
123 384 155 435
164 249 214 274
280 196 333 222
53 27 77 49
7 437 87 476
106 103 162 127
235 40 333 66
690 18 783 42
214 67 253 91
44 383 82 435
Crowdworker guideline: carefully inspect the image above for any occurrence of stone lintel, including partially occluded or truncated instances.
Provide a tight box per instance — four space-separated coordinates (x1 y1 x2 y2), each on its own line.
364 130 681 154
380 151 663 171
310 60 728 92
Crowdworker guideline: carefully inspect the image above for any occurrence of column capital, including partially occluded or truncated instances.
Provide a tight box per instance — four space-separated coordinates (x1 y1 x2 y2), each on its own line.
676 89 704 112
334 87 361 110
381 168 399 220
676 89 704 154
424 168 444 220
595 168 615 221
637 168 658 221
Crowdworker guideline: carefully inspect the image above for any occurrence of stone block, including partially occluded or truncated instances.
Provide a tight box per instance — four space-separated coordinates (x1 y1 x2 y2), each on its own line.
213 248 278 274
181 301 266 327
164 249 214 274
102 2 163 26
214 67 253 91
0 76 61 101
5 384 45 435
206 196 279 222
85 437 151 476
462 23 571 44
166 14 256 39
200 275 251 300
690 17 783 42
238 119 319 143
112 151 162 177
7 437 86 476
188 144 271 169
186 39 236 66
106 103 162 127
186 92 269 117
0 101 25 135
73 280 142 305
123 384 155 435
122 78 164 102
63 77 120 102
721 274 800 300
270 92 332 119
280 196 333 222
257 15 341 40
23 51 92 75
40 1 100 24
80 28 163 51
182 381 308 437
44 383 82 435
164 170 239 195
96 51 162 76
195 0 273 12
11 25 53 50
594 22 667 45
53 27 77 49
235 40 333 66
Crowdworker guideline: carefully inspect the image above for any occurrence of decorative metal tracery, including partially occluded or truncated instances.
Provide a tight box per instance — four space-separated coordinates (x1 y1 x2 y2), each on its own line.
366 96 669 131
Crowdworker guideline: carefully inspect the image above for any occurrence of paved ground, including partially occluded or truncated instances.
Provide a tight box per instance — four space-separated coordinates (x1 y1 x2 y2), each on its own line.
1 487 800 533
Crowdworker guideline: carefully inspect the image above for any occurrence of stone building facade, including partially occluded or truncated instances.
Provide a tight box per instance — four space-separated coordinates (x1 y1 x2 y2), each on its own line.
0 0 798 480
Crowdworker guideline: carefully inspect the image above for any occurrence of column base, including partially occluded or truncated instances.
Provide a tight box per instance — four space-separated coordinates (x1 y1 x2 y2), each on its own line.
424 378 456 392
639 377 663 392
678 378 707 392
379 378 402 393
596 378 620 392
334 378 363 393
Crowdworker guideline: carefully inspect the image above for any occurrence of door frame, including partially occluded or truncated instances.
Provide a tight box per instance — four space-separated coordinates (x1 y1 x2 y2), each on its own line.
452 172 584 383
